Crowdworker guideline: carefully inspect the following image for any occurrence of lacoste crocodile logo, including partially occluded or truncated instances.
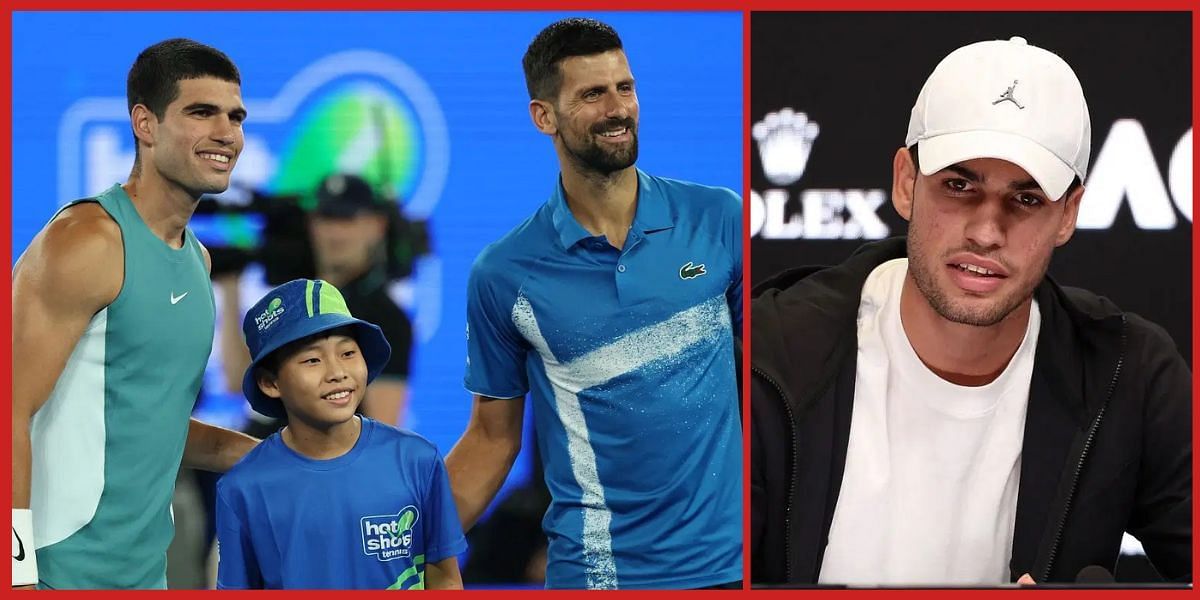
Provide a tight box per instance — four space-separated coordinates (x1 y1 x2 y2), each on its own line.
679 261 707 280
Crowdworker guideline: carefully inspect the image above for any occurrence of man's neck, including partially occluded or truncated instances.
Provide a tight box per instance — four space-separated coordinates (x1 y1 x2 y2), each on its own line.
282 414 362 460
123 171 201 250
899 273 1032 387
560 165 638 250
317 262 370 289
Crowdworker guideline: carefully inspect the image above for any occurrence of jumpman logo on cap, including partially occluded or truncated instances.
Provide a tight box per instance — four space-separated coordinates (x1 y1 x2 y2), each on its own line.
992 80 1025 110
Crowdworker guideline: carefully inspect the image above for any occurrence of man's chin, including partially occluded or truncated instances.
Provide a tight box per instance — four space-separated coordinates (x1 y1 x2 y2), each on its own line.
580 136 637 169
594 149 638 173
191 180 232 197
930 293 1023 327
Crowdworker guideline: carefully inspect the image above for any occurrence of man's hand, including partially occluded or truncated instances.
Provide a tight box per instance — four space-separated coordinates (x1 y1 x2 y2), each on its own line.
181 419 260 473
424 556 463 590
1017 573 1036 585
361 378 408 426
445 394 524 531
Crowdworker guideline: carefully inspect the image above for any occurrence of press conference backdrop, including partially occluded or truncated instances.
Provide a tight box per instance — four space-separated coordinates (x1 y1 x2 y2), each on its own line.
750 12 1190 579
751 12 1192 366
12 11 742 527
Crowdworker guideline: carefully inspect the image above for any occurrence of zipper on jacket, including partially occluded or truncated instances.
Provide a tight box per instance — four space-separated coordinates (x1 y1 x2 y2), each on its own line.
1040 315 1127 581
751 365 797 582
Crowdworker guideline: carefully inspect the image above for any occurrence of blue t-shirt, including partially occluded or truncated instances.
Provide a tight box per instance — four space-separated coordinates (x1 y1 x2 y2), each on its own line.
215 417 467 589
464 169 743 589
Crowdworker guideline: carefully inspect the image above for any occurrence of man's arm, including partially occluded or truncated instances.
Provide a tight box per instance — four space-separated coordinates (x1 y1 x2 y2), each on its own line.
723 187 743 336
361 378 408 426
191 258 260 472
425 556 464 590
12 205 122 509
1127 320 1192 581
11 206 121 588
181 419 259 473
213 273 253 396
445 394 524 531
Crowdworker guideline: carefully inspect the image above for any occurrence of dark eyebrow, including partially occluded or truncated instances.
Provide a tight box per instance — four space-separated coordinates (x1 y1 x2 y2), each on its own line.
942 164 1041 193
942 164 982 182
183 102 217 113
183 102 247 121
1007 178 1042 193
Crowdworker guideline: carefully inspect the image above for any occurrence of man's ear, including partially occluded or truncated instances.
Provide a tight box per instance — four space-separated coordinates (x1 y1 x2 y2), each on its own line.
1055 183 1085 247
130 104 156 149
529 99 557 136
892 146 917 222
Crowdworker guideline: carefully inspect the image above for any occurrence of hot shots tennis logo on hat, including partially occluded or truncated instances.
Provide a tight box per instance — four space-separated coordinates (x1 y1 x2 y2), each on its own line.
255 297 286 332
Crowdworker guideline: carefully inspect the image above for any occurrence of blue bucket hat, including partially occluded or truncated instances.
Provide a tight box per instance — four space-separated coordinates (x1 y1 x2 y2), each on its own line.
241 279 392 418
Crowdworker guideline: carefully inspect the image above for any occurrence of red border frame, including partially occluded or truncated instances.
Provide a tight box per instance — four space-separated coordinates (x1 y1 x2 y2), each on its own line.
5 3 1198 597
741 5 754 590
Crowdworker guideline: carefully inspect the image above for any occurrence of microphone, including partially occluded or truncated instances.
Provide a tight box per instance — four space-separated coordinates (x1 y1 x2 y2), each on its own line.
1075 565 1115 584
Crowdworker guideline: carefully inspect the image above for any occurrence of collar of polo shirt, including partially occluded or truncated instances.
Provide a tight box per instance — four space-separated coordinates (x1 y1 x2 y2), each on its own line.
550 169 676 250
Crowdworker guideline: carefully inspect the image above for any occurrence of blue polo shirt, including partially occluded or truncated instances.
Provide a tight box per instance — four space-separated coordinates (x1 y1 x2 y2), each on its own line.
464 169 742 589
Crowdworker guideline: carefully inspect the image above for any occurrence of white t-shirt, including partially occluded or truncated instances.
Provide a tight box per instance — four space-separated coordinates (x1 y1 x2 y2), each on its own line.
818 258 1040 585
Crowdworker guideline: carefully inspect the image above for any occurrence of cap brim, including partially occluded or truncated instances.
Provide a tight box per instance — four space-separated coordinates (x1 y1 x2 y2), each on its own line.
916 130 1078 200
242 315 393 419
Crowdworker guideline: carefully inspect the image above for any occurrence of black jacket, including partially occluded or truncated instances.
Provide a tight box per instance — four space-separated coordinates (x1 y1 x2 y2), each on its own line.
750 238 1191 584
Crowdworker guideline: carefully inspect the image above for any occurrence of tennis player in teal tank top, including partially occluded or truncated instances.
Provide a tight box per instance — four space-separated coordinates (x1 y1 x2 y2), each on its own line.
12 39 260 589
30 184 218 588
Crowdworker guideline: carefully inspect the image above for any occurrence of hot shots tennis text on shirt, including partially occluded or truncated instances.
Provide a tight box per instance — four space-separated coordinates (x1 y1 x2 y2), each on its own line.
361 506 419 561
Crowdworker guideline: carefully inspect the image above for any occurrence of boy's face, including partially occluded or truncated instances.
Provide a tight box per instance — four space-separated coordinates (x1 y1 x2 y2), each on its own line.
258 334 369 427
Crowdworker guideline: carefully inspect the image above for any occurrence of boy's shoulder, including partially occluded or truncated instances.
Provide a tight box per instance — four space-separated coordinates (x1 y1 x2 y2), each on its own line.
361 417 442 463
219 432 287 491
218 419 446 498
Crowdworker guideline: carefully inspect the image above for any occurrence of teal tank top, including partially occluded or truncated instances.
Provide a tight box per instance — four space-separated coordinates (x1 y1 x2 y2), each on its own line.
29 184 215 589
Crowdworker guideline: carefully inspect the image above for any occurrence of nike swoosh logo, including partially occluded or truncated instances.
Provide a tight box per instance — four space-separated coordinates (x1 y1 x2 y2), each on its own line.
170 292 188 305
13 527 25 561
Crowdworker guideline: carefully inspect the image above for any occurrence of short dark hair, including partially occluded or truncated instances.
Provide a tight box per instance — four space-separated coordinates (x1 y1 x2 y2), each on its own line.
255 325 359 381
127 38 240 119
127 39 240 168
522 18 623 101
907 143 1081 199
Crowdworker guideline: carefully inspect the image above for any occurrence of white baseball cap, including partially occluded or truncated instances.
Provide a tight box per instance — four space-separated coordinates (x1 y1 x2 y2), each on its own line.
905 36 1091 200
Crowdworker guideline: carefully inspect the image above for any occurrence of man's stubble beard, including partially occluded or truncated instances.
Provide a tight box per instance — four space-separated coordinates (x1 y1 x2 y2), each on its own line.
905 210 1046 328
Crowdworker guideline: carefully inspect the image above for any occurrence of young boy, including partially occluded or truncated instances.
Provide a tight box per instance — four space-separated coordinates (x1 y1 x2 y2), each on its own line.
215 279 466 589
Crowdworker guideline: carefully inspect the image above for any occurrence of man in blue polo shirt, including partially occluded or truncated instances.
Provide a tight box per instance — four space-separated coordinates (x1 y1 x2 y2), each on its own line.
445 18 742 590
